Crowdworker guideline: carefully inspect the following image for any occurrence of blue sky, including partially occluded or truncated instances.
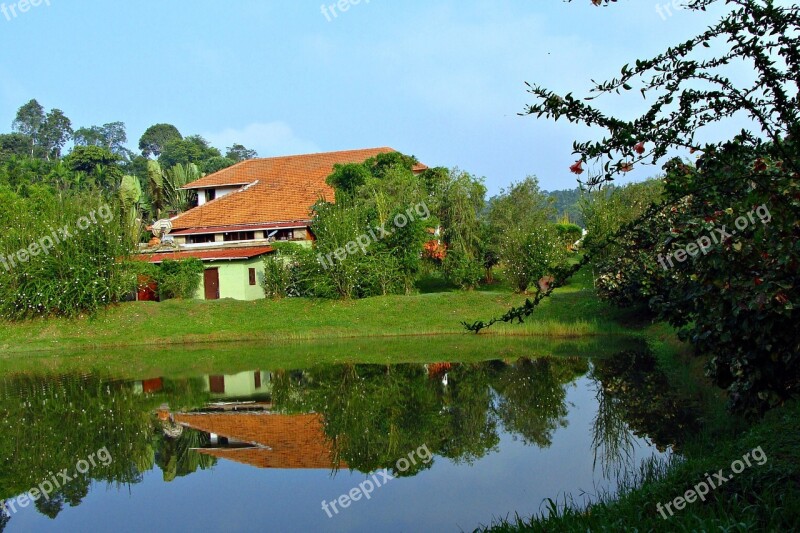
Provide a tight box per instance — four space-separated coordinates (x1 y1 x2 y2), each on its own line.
0 0 734 193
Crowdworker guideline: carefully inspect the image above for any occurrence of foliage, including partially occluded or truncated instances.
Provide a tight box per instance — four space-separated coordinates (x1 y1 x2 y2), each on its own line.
138 123 182 158
443 248 484 290
225 143 258 162
158 135 221 169
73 122 131 159
471 0 800 415
155 259 204 300
554 222 583 249
488 177 565 292
0 188 132 319
262 249 293 299
200 155 235 175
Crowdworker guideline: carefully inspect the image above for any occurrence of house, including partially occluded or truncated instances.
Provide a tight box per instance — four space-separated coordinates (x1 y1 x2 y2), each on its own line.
137 147 427 300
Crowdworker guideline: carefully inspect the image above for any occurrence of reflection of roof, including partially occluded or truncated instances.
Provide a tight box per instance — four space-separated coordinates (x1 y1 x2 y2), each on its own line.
174 412 344 470
172 148 427 230
134 245 274 264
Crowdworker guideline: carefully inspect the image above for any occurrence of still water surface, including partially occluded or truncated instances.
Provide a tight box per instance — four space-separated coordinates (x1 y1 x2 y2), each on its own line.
0 344 697 532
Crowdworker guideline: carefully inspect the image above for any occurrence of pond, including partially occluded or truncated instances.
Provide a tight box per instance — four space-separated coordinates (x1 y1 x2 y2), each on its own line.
0 339 698 532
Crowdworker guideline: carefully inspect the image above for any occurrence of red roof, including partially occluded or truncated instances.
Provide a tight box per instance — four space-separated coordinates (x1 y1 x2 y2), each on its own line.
170 147 427 231
135 245 274 264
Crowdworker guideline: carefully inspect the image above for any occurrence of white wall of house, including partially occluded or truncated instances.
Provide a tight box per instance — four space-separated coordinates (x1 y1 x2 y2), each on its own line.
197 186 245 206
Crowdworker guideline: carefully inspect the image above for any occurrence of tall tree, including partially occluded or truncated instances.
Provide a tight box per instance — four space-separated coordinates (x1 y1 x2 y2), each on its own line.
225 143 258 162
158 135 220 169
39 109 73 160
74 122 130 158
11 99 45 157
138 123 182 158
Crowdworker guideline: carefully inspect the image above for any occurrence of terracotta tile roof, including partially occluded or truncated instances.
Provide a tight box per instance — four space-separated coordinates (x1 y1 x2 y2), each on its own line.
171 147 427 230
135 245 274 264
174 412 344 470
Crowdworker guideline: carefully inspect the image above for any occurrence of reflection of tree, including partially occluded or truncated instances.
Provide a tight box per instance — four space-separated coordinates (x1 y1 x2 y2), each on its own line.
591 349 700 452
303 364 440 476
0 374 157 518
591 384 635 478
269 358 589 475
0 373 214 519
491 358 588 447
0 506 9 532
436 363 499 464
155 427 216 482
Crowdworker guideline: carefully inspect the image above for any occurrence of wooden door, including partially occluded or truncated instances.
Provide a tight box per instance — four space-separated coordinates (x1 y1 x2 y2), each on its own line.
204 268 220 300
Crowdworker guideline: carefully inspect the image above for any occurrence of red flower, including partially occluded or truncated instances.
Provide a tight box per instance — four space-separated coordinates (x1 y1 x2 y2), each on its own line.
569 160 584 175
620 162 633 173
753 158 767 172
776 292 789 305
634 142 645 155
754 277 763 286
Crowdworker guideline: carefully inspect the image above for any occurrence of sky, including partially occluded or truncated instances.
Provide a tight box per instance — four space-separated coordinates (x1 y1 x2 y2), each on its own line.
0 0 738 194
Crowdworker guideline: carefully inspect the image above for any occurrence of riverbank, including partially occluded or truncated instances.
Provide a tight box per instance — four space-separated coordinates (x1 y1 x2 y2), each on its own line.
0 268 631 355
481 327 800 531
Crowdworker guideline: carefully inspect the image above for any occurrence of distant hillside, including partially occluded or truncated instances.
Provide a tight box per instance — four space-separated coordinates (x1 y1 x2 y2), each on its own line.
544 188 584 226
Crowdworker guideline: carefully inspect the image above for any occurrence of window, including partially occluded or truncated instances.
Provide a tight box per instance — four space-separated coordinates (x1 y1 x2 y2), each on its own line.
224 231 255 242
276 229 295 241
249 268 257 286
186 234 216 244
205 189 216 202
254 371 261 388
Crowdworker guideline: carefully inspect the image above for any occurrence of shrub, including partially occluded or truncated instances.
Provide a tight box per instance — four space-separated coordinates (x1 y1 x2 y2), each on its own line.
444 250 484 290
157 259 204 300
0 188 132 319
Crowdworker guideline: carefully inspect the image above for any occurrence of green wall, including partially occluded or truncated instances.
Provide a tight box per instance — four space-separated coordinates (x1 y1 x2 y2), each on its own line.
193 257 266 301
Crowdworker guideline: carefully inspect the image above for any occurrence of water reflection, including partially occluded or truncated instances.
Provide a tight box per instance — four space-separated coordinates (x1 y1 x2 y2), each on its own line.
0 347 698 531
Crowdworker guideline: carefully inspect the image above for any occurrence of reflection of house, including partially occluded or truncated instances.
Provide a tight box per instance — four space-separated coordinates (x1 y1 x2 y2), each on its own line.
132 378 164 395
137 147 427 301
203 370 272 401
174 410 344 470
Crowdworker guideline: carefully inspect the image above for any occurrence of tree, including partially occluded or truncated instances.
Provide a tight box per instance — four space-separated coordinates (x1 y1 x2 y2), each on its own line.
138 123 182 158
38 109 73 160
326 163 372 202
74 122 130 159
469 0 800 415
158 135 221 169
11 99 45 156
225 143 258 162
0 133 33 161
201 156 235 175
66 146 120 175
488 177 562 292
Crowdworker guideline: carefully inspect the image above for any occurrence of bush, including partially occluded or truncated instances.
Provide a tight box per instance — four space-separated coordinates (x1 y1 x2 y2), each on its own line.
444 250 484 290
554 223 583 250
157 259 204 300
0 187 132 319
262 253 291 299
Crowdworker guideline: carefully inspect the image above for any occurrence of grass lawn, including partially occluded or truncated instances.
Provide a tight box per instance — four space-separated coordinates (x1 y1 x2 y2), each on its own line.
0 266 632 355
